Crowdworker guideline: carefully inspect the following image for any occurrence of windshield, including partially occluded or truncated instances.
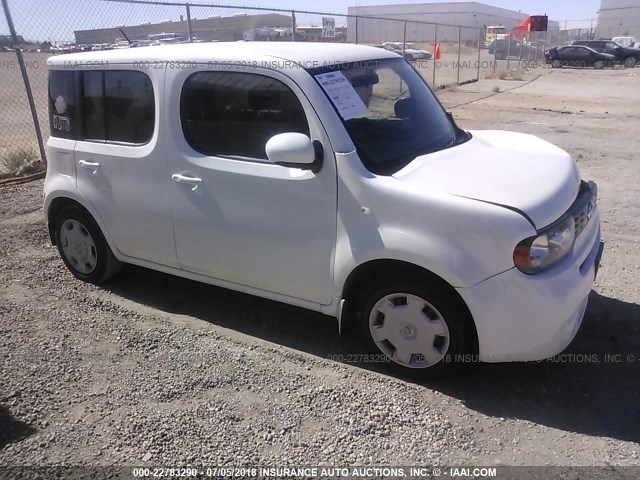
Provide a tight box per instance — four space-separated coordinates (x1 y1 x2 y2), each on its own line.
309 58 462 175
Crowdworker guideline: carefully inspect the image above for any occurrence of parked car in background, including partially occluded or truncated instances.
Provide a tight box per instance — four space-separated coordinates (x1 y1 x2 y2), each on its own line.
488 39 531 60
380 42 432 60
111 40 131 49
545 45 615 69
571 39 640 68
50 43 72 54
611 36 638 49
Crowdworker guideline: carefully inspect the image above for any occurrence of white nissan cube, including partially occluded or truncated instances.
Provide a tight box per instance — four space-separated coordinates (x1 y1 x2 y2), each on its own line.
44 43 603 378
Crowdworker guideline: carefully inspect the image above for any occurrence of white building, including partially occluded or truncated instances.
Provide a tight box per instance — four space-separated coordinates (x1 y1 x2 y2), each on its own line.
596 0 640 39
347 2 558 43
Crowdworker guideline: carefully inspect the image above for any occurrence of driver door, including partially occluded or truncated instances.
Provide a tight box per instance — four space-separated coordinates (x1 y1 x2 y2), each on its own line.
165 67 337 305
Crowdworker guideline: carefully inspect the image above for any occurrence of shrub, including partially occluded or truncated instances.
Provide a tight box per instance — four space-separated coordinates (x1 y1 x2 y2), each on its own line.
0 146 40 175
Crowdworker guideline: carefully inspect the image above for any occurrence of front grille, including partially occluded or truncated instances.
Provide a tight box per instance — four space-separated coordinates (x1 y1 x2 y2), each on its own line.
569 181 597 238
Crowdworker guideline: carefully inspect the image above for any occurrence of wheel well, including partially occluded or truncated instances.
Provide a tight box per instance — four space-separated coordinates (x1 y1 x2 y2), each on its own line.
47 198 89 245
341 259 478 352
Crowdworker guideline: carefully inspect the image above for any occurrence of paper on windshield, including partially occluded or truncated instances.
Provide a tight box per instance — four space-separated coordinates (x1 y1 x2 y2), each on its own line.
314 71 368 120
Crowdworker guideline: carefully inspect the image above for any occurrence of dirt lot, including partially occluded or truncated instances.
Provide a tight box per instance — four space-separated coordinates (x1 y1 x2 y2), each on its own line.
1 68 640 474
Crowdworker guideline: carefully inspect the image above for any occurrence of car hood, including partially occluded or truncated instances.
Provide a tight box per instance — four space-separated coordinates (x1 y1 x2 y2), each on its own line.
392 130 581 229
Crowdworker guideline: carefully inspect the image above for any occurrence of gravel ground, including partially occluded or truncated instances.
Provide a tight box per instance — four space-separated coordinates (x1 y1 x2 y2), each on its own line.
1 68 640 475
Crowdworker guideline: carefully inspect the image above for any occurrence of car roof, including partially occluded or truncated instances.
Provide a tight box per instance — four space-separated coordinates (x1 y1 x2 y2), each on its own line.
48 42 397 68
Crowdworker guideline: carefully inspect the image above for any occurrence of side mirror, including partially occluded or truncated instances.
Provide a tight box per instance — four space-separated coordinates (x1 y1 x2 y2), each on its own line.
394 97 413 119
265 133 323 173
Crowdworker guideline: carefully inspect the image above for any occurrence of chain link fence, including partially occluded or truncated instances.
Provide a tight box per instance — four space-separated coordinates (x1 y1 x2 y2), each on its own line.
1 0 638 173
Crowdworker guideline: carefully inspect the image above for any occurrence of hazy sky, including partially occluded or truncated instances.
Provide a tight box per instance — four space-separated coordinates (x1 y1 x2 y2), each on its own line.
196 0 601 19
2 0 602 42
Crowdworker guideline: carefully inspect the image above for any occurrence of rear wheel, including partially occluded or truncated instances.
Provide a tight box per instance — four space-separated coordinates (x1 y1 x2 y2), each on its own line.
594 60 605 69
355 279 474 379
623 57 637 68
54 205 122 284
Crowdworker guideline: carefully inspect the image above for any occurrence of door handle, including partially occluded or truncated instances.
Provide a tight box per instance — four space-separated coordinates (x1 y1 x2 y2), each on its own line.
79 160 100 174
172 174 203 191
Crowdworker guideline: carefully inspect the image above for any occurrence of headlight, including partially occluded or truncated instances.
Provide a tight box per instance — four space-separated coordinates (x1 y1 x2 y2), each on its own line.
513 215 575 274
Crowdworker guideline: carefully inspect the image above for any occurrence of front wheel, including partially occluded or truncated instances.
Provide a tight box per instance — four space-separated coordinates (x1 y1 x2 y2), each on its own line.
593 60 605 69
355 280 474 379
54 205 122 284
551 59 562 68
495 51 504 60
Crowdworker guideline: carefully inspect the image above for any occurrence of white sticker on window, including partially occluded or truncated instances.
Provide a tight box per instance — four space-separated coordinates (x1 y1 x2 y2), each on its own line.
314 71 368 120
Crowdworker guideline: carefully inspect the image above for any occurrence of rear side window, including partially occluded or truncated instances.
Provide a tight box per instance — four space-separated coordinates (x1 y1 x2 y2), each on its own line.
104 71 155 143
49 71 76 139
82 71 155 144
49 69 154 144
180 72 309 160
83 72 106 140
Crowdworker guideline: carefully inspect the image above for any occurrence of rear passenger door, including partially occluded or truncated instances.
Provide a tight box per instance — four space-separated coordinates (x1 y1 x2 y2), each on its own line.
74 68 177 266
166 67 337 305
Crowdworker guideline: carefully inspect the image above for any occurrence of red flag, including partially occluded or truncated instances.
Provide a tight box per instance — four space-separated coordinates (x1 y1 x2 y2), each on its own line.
434 43 441 60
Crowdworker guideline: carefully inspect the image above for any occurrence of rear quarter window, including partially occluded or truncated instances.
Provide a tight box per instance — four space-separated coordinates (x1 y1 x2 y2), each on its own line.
49 70 76 139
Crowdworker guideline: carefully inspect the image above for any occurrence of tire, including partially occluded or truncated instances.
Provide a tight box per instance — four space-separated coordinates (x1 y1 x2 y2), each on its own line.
495 51 504 60
54 205 122 284
354 278 474 379
623 57 636 68
551 59 562 68
594 60 605 70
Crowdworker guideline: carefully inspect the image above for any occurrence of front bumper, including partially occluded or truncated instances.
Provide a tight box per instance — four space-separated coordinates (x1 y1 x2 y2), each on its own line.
457 206 602 363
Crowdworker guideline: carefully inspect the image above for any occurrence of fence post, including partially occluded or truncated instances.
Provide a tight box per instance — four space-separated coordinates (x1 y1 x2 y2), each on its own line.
1 0 47 165
456 26 461 84
291 10 296 42
186 3 193 42
432 24 437 86
507 30 512 70
355 16 358 44
477 28 482 81
518 34 524 66
402 21 407 58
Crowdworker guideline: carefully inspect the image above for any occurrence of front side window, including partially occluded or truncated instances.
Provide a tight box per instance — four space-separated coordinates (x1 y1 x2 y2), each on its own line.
310 58 461 175
180 72 309 160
